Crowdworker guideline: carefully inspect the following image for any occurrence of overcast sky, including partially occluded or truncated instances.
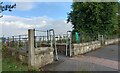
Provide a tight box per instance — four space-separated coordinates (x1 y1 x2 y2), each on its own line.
0 1 73 37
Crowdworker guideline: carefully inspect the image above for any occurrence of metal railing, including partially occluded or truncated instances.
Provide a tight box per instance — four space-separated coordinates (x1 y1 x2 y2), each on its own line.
34 29 49 48
2 34 28 50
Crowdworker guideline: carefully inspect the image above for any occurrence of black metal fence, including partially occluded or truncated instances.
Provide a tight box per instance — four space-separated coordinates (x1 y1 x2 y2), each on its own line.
1 34 28 50
34 29 50 48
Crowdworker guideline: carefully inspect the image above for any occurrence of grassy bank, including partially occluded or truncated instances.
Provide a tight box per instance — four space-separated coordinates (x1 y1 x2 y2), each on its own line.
2 49 28 71
0 58 1 72
2 57 28 71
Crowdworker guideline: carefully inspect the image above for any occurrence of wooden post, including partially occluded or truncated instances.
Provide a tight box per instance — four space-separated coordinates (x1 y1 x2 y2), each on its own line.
28 29 35 67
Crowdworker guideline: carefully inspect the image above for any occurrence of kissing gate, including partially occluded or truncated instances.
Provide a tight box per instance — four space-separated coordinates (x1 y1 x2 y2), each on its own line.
34 29 72 58
4 29 72 67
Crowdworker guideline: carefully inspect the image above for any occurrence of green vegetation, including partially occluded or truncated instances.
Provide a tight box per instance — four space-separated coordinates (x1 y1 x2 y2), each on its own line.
0 2 16 18
2 57 28 71
0 51 1 72
0 42 2 50
67 2 119 42
118 3 120 37
2 45 42 71
0 42 2 72
2 48 28 71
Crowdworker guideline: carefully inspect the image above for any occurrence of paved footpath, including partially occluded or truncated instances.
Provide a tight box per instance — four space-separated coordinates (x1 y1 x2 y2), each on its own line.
85 44 119 61
71 55 118 70
43 44 119 71
71 44 119 70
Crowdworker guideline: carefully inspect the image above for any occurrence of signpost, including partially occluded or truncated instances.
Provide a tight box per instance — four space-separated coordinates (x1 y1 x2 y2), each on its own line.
75 32 80 43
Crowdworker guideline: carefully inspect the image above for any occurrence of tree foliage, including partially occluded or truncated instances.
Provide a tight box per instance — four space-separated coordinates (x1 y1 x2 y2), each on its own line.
118 2 120 37
0 2 16 18
67 2 118 39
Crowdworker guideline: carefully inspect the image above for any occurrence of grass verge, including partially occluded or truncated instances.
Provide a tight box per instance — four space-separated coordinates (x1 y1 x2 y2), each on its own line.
2 57 28 71
2 49 28 71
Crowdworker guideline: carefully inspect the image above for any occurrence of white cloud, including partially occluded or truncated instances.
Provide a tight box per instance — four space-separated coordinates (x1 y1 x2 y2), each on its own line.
0 15 72 37
15 2 35 11
11 0 35 2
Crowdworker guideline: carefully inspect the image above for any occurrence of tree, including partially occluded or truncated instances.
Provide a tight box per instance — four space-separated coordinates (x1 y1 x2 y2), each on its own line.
118 2 120 37
67 2 118 40
0 2 16 18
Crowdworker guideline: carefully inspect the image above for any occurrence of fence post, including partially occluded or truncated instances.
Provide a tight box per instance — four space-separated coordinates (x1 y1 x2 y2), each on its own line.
12 36 14 47
69 32 72 57
47 30 49 42
98 34 105 46
19 35 21 47
66 34 68 56
6 37 9 47
28 29 35 67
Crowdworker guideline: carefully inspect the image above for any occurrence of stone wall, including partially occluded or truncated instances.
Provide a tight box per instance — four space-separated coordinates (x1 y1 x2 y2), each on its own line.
34 47 54 68
73 41 101 56
8 47 54 68
72 38 119 56
105 38 120 45
8 47 28 64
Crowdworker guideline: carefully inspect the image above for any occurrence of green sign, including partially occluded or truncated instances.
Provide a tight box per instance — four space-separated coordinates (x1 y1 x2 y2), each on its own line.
75 32 80 43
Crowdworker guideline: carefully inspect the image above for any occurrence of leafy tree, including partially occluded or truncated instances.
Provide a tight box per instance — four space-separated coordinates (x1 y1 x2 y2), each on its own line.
67 2 118 40
118 2 120 37
0 2 16 18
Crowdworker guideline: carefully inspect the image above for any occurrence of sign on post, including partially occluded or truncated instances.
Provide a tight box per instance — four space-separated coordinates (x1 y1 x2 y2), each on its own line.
75 32 80 43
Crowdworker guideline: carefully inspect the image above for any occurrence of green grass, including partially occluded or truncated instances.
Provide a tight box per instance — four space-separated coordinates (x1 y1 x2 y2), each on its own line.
0 58 2 72
0 49 2 72
2 48 28 71
2 48 41 71
0 43 2 50
2 56 28 71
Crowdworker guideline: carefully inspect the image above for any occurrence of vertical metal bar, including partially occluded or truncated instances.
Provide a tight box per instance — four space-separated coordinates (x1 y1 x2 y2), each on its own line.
66 33 68 56
50 35 53 47
7 37 9 47
12 36 14 47
49 29 58 60
34 29 36 48
47 30 49 42
69 32 72 57
53 30 58 60
43 36 44 43
19 35 21 47
39 38 41 47
67 31 72 57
